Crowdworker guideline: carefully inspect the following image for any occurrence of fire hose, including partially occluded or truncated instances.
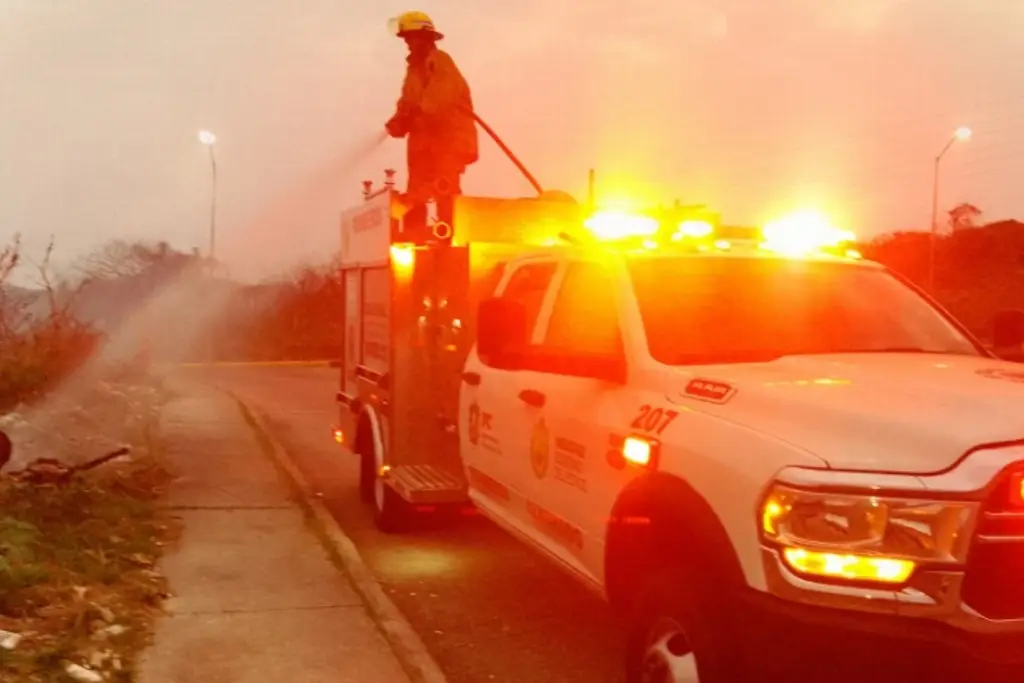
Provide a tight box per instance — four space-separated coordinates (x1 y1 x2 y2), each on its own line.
470 111 544 196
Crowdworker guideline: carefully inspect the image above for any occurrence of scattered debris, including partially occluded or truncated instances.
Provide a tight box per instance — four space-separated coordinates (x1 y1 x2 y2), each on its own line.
91 624 128 642
64 662 104 682
0 629 21 650
0 376 175 683
7 446 131 485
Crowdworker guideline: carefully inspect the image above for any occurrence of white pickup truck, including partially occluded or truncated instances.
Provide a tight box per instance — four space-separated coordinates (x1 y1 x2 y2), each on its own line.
334 183 1024 683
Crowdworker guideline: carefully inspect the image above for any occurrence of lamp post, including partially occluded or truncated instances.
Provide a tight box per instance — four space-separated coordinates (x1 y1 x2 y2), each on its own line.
928 126 971 293
198 130 218 260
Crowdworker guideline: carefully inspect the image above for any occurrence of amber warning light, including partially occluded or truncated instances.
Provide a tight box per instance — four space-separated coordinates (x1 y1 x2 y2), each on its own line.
622 436 655 467
1008 472 1024 508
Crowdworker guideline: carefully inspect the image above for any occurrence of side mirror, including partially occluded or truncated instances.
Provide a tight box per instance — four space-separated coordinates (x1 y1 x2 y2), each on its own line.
993 310 1024 359
477 297 527 369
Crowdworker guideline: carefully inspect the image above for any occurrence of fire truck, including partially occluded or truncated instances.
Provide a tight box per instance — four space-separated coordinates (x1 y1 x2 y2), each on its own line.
333 174 1024 682
333 170 599 529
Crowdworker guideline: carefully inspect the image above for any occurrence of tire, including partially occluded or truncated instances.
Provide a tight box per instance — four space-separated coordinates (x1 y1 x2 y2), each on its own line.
625 566 740 683
373 484 413 533
358 448 375 504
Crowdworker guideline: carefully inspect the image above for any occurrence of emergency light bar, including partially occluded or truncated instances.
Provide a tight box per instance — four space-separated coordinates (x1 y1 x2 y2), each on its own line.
580 207 860 259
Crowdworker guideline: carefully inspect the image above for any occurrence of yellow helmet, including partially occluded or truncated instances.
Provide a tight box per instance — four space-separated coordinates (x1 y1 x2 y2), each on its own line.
388 11 444 39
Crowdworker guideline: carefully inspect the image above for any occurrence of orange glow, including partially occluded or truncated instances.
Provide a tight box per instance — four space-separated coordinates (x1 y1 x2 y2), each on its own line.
762 499 786 535
672 220 714 239
390 244 415 270
622 436 653 466
783 547 915 584
583 210 659 241
1009 472 1024 508
760 210 856 256
332 428 344 444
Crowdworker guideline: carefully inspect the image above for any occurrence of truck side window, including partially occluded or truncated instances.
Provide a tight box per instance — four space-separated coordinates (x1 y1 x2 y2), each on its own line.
536 261 624 363
498 262 557 335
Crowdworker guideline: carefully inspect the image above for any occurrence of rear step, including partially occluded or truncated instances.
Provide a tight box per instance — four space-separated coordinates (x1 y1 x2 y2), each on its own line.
387 464 468 505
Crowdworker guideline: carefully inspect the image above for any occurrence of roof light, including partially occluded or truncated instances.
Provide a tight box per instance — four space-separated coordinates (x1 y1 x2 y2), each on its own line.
584 210 659 241
760 210 856 257
673 220 714 239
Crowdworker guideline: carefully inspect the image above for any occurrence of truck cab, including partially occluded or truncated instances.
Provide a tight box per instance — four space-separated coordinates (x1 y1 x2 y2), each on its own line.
464 240 1024 682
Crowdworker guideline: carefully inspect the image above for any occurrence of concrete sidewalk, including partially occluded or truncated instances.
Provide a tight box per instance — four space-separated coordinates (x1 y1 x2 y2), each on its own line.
138 385 410 683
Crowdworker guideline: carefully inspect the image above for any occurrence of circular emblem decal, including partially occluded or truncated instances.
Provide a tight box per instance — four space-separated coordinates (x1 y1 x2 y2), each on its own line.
530 418 550 479
467 402 481 446
976 368 1024 383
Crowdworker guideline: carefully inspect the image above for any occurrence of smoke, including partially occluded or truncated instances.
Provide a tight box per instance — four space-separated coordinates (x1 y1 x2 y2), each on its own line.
223 130 391 282
0 128 392 469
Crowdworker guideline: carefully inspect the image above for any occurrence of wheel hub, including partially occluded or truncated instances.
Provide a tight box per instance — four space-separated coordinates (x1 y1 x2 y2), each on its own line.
640 617 700 683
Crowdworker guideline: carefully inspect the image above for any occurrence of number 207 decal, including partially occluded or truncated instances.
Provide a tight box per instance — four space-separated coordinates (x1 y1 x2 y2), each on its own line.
630 405 679 435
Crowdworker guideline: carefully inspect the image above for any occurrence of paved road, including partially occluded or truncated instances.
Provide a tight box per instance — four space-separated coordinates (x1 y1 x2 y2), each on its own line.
193 365 626 683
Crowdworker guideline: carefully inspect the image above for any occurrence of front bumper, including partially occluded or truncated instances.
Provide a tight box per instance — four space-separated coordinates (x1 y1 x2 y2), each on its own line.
737 591 1023 683
736 548 1024 683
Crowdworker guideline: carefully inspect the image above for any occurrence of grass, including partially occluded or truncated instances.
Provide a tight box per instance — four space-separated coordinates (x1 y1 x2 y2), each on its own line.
0 431 177 682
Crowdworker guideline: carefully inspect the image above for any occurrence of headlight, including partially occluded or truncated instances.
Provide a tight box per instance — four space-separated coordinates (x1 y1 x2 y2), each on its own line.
760 476 980 586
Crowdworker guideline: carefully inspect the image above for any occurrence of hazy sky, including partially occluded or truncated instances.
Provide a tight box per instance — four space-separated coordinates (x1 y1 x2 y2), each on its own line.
2 0 1023 282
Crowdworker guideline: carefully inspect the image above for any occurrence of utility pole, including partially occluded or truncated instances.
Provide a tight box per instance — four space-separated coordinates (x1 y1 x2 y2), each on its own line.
198 130 218 261
928 126 971 293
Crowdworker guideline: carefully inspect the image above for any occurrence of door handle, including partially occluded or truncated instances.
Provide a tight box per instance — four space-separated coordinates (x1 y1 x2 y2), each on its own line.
518 389 545 408
462 371 482 386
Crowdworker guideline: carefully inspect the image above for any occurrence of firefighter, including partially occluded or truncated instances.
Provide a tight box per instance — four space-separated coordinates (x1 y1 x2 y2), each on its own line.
385 11 478 237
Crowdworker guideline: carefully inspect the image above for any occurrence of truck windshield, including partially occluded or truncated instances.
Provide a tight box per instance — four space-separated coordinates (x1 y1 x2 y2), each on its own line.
626 257 981 365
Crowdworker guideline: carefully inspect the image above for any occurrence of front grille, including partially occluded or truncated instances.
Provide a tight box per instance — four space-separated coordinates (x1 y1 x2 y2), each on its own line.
961 469 1024 621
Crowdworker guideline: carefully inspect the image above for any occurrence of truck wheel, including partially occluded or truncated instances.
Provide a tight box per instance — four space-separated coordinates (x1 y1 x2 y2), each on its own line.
626 568 737 683
359 449 375 504
374 482 412 533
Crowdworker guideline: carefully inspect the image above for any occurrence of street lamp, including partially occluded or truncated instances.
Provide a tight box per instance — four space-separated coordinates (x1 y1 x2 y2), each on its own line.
928 126 971 292
198 130 217 260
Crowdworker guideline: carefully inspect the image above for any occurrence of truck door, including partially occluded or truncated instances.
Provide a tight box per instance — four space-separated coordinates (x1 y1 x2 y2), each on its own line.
460 259 560 527
512 259 635 586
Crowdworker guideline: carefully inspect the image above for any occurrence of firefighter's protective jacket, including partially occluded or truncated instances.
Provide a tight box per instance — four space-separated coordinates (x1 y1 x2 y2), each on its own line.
393 48 478 167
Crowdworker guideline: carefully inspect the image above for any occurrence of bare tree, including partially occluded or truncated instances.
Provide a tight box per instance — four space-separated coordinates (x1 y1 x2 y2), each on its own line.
31 238 82 328
75 240 186 281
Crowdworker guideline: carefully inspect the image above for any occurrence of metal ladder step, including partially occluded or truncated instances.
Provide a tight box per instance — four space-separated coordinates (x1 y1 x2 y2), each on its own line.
388 464 468 505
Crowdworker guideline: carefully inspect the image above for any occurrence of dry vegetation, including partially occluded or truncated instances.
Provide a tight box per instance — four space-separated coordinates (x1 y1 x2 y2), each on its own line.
0 434 176 682
0 236 178 682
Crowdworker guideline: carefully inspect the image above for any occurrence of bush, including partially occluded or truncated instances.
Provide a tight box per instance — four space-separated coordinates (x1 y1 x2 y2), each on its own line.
0 237 98 411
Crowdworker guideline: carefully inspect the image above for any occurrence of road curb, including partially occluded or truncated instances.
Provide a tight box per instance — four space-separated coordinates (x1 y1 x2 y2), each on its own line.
230 394 449 683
